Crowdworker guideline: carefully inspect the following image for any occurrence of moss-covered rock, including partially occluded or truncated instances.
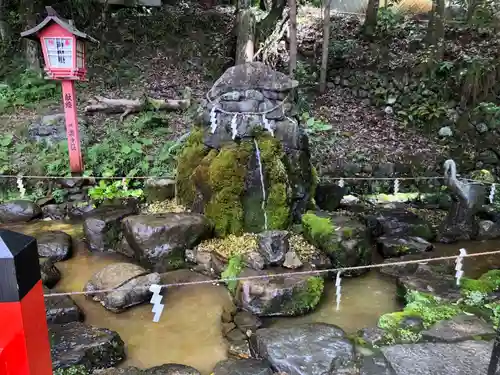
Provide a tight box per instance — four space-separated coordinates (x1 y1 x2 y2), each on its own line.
176 130 315 237
470 169 495 183
301 211 371 276
237 268 325 316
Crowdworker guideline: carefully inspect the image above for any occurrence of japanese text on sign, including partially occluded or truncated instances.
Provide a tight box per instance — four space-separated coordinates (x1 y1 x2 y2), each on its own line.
64 93 72 109
67 124 77 151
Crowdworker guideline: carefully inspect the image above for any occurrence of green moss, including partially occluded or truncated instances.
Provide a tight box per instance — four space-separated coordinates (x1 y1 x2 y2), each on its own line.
302 212 334 248
342 227 354 239
205 143 252 237
176 128 207 206
479 270 500 290
286 276 324 314
257 135 291 230
221 254 243 293
461 277 496 294
309 166 319 208
411 223 433 240
470 169 495 183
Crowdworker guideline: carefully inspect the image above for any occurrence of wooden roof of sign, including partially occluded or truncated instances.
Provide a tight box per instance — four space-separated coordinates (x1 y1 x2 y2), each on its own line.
20 6 98 44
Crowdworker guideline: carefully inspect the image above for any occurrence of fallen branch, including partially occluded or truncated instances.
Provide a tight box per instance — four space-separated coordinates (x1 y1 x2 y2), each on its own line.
84 95 191 121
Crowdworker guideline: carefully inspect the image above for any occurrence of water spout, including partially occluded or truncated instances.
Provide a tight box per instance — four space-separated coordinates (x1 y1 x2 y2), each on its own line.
253 138 269 231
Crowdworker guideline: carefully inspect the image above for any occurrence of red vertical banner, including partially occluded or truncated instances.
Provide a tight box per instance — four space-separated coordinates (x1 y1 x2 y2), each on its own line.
61 80 84 174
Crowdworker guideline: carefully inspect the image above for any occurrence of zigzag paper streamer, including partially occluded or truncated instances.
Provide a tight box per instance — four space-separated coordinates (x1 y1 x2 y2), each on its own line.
262 116 275 137
335 271 342 311
489 183 496 204
149 284 164 323
231 114 238 140
338 179 345 188
209 107 218 134
394 178 400 195
16 176 25 198
121 177 128 191
455 248 467 286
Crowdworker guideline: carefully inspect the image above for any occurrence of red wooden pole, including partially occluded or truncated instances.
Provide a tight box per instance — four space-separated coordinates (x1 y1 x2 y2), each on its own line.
0 230 53 375
61 80 84 174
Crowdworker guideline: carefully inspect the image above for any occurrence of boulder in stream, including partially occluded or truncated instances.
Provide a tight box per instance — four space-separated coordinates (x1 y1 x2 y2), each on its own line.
257 230 289 266
50 322 125 371
421 314 495 342
237 268 324 316
380 340 495 375
364 208 434 241
83 205 137 252
37 230 73 261
213 359 273 375
376 236 433 258
44 286 83 325
0 199 42 223
94 364 202 375
84 262 161 313
251 323 356 375
122 213 212 272
302 211 371 277
40 257 61 288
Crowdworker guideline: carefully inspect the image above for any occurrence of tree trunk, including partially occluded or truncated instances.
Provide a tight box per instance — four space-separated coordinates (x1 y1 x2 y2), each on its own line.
426 0 445 63
19 0 41 73
0 0 9 42
288 0 297 78
362 0 380 39
319 0 332 93
235 3 256 65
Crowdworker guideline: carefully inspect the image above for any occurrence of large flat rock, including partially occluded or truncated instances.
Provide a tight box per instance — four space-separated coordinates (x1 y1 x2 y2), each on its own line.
381 340 494 375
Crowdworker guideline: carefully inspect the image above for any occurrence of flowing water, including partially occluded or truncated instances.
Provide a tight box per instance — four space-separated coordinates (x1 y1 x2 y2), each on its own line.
3 220 500 374
253 138 268 231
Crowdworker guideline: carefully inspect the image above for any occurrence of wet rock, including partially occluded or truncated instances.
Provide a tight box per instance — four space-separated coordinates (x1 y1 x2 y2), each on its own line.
68 201 95 219
37 231 72 261
283 250 303 269
397 265 461 302
380 253 455 279
315 183 345 211
50 322 125 371
213 358 273 375
40 257 61 288
84 262 160 313
226 328 247 341
376 236 433 258
94 364 201 374
360 354 397 375
123 213 212 272
257 230 289 266
227 340 252 359
29 113 92 147
400 316 424 332
0 199 42 223
357 327 386 347
302 212 371 277
237 268 324 316
251 323 356 375
144 178 176 202
44 287 82 325
222 322 236 335
477 220 500 240
242 250 266 270
381 340 494 375
233 311 262 333
421 314 495 342
364 208 434 241
42 204 67 220
84 206 136 252
118 236 135 258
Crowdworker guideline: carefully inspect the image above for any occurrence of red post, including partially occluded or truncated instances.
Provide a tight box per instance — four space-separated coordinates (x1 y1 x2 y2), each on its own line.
0 230 53 375
61 80 84 174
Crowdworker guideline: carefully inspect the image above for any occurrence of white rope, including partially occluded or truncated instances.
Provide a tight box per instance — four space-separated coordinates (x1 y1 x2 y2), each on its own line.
43 249 500 298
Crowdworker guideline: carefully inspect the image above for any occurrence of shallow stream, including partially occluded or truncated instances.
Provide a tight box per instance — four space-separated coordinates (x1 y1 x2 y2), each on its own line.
4 220 500 374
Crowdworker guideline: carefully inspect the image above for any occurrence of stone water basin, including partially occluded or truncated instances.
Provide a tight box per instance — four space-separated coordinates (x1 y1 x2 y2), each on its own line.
3 220 500 374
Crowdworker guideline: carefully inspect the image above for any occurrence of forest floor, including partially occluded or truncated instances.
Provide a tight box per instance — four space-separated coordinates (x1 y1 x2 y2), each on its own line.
0 3 447 177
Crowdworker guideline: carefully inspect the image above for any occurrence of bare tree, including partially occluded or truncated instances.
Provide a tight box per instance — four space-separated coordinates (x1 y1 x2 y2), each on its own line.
362 0 380 39
288 0 297 77
319 0 331 93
